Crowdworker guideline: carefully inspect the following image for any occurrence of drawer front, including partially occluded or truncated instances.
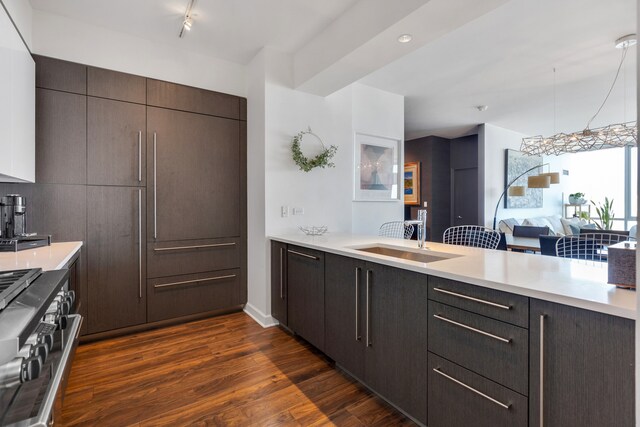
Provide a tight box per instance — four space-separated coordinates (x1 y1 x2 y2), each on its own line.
428 301 528 394
147 269 242 322
428 353 527 427
148 238 240 278
428 276 528 327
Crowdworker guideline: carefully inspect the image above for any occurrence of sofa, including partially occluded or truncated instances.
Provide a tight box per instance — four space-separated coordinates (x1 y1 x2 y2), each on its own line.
498 215 592 236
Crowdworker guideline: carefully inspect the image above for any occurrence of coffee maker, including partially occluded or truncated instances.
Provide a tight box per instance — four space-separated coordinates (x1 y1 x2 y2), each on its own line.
0 194 27 238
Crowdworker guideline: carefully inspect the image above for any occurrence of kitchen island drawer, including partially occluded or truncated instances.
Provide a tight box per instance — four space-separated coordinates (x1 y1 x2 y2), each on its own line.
428 353 527 427
428 300 528 395
428 276 528 327
147 238 240 278
147 269 242 322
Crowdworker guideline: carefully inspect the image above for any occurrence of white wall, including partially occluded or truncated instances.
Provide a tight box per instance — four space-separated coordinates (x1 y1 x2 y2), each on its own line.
2 0 32 49
352 84 405 234
31 10 246 97
482 123 567 228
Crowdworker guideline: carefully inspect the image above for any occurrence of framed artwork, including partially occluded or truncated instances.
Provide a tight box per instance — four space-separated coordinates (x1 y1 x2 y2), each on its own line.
505 149 543 208
404 162 420 205
354 133 400 201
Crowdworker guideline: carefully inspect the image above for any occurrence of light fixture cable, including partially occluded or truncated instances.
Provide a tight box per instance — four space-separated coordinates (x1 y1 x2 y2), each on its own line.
585 45 628 130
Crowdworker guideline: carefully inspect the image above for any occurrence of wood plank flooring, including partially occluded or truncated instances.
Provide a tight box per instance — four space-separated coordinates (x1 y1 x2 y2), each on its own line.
60 312 416 426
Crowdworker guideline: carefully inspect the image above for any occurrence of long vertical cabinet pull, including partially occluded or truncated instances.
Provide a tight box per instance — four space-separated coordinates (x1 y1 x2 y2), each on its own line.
279 247 284 299
137 131 142 182
539 314 545 427
138 189 142 299
153 132 157 239
366 269 372 347
355 267 361 342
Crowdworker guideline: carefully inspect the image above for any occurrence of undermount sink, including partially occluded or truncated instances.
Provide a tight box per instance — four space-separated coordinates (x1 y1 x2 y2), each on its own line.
354 245 461 264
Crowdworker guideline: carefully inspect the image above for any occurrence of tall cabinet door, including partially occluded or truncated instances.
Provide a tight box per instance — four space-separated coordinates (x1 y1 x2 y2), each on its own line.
324 253 366 380
529 299 634 427
365 263 429 425
87 97 146 186
147 107 240 242
87 186 146 333
270 241 288 326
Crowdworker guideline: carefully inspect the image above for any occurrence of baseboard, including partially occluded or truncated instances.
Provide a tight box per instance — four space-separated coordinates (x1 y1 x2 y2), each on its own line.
244 302 278 328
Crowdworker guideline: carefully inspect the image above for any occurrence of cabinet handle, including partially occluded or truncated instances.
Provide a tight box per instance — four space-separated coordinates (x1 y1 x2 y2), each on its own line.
153 132 157 239
137 130 142 182
287 249 319 260
433 368 511 410
355 267 361 342
74 316 84 341
539 314 545 427
366 269 371 347
138 189 142 299
153 242 236 252
280 247 284 300
154 274 236 289
433 314 511 343
433 287 511 310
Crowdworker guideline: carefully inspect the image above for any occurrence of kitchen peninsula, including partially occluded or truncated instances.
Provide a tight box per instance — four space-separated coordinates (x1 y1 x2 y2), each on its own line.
270 233 635 427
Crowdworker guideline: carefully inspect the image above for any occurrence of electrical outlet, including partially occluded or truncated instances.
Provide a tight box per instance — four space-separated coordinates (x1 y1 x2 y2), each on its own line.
293 207 304 215
281 206 288 218
423 201 428 208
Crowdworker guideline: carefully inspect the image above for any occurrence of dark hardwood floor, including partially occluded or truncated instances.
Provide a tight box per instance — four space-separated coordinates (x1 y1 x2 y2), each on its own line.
61 312 415 426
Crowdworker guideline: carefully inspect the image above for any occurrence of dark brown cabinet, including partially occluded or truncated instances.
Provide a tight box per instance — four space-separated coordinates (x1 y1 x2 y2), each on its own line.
87 97 145 186
36 89 87 184
529 299 635 427
270 241 288 327
87 67 146 104
34 55 86 95
147 106 240 243
87 186 146 334
287 245 325 351
324 254 428 425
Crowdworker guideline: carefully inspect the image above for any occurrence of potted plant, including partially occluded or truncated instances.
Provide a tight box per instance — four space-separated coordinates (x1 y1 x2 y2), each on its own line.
569 192 586 204
592 197 614 230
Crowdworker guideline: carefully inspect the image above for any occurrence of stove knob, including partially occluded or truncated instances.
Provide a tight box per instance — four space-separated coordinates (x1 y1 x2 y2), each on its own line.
22 356 42 382
66 290 76 305
59 300 70 315
32 343 48 364
57 315 68 330
41 333 54 351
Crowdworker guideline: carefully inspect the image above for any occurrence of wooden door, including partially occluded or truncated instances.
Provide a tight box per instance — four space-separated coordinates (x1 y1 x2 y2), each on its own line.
270 240 288 326
452 167 478 226
147 107 240 242
87 97 146 186
365 263 429 425
287 246 325 351
529 299 635 427
87 186 146 333
324 253 366 380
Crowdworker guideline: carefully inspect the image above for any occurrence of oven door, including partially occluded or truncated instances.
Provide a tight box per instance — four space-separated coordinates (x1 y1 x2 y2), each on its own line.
2 315 82 427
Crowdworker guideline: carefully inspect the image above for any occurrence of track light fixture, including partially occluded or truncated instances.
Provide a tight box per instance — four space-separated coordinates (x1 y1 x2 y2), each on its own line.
179 0 197 38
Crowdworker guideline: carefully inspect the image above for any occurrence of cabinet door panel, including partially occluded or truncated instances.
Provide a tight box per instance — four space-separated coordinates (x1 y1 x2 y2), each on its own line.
87 67 146 104
36 89 86 184
325 254 366 380
529 299 634 427
147 107 240 242
365 263 428 425
34 55 86 94
88 97 146 186
87 186 146 333
270 241 288 326
287 246 324 351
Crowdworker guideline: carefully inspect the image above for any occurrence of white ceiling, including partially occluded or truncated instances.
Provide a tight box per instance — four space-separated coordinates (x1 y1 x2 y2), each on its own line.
360 0 637 139
29 0 637 140
28 0 359 64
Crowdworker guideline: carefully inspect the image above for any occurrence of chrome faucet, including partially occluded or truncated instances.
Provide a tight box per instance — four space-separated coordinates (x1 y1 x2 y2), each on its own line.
417 209 428 249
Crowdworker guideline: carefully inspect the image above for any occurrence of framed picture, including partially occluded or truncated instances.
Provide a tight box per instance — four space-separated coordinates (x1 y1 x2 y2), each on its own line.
354 133 400 201
505 149 543 208
404 162 420 205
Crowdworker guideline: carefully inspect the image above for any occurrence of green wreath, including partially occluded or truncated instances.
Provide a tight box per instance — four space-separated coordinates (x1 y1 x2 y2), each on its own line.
291 127 338 172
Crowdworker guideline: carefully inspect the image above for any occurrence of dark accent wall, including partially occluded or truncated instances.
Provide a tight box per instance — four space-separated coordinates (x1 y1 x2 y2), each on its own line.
404 136 451 241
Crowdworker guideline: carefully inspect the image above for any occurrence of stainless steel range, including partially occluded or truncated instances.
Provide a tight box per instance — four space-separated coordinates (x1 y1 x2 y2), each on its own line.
0 268 81 426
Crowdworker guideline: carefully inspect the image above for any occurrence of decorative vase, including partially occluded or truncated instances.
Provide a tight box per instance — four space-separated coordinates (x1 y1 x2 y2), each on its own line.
569 196 585 205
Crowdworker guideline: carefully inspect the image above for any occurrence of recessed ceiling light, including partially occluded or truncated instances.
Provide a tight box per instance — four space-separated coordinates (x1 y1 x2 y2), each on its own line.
397 34 413 43
615 34 637 49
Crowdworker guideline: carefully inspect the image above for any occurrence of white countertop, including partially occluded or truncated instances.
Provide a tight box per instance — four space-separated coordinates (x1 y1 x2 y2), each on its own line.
270 233 636 320
0 241 82 271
